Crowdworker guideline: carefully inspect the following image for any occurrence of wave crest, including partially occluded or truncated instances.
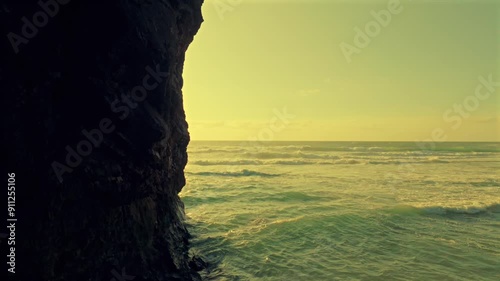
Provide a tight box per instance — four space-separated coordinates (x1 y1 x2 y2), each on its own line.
186 169 280 178
389 204 500 216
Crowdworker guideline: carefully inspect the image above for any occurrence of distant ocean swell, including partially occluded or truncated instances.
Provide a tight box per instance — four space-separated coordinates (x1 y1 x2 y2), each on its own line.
185 170 280 177
188 157 497 166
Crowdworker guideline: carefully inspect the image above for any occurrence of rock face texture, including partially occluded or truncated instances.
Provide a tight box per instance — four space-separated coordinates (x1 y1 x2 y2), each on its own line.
1 0 203 280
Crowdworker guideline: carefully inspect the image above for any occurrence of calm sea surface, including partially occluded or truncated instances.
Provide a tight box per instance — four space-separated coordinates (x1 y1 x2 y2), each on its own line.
180 141 500 281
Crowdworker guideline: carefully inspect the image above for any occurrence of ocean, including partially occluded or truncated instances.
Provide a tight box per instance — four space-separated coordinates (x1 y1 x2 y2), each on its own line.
180 141 500 281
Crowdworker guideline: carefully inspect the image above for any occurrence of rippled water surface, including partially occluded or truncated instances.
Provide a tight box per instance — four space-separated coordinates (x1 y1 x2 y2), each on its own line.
180 141 500 281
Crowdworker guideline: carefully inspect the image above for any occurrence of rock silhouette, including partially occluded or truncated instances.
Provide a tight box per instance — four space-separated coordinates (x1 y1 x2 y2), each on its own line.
1 0 204 280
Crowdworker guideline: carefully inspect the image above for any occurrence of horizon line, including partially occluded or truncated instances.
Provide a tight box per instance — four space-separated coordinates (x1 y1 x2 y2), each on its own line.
189 140 500 143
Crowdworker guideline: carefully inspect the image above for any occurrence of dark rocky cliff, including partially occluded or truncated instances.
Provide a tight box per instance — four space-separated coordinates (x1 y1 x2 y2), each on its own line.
1 0 203 280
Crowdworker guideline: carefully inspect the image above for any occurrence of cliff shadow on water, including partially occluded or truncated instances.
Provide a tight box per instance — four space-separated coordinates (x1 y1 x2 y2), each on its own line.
1 0 205 280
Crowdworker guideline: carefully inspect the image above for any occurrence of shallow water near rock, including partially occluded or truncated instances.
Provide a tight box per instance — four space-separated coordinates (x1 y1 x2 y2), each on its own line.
181 141 500 280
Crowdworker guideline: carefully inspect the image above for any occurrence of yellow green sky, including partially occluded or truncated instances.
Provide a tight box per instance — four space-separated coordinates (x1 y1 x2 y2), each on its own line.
183 0 499 141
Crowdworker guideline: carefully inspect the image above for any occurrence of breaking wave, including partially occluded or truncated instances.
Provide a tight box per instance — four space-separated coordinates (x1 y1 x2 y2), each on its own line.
189 157 457 166
389 203 500 216
186 169 280 178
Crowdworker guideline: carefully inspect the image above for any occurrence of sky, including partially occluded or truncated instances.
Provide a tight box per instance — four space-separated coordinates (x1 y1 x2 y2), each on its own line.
182 0 499 141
